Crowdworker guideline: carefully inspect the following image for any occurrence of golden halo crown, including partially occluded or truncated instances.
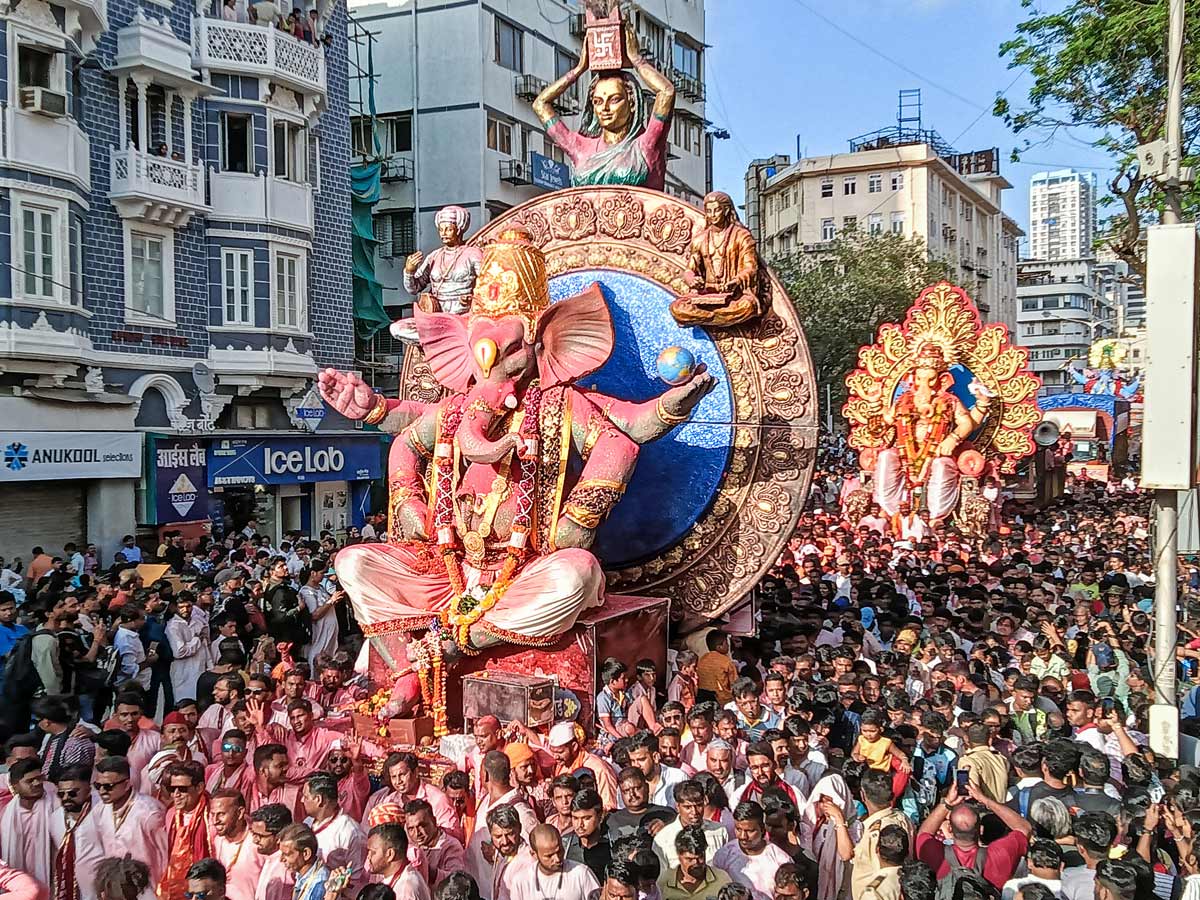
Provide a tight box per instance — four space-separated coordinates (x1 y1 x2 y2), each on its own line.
471 227 552 338
913 341 950 370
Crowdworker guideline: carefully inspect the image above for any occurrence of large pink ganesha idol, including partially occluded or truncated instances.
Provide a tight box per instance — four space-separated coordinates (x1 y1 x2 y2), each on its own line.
318 228 715 652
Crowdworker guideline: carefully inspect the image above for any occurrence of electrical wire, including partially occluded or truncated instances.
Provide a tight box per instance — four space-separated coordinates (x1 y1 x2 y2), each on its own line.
949 71 1025 146
781 0 989 112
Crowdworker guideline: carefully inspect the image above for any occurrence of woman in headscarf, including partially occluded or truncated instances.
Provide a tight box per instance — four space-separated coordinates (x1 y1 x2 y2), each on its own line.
533 19 675 190
392 205 483 343
799 770 857 900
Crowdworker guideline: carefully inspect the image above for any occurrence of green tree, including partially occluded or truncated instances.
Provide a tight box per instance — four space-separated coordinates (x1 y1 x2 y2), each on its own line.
995 0 1200 277
772 230 956 424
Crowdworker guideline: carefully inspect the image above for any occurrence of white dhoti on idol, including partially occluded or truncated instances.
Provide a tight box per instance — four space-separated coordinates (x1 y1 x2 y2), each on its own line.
873 447 961 521
336 542 604 648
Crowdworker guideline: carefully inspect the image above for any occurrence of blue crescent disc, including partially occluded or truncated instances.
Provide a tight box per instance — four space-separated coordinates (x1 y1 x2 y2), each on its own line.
548 270 734 568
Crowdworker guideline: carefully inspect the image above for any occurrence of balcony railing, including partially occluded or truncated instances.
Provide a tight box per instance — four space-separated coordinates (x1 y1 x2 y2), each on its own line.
380 157 413 182
193 18 326 98
110 145 208 227
671 69 705 102
514 74 548 101
209 169 314 232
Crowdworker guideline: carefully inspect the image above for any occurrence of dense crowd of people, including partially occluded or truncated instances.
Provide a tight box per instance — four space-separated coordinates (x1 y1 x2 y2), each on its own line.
0 437 1191 900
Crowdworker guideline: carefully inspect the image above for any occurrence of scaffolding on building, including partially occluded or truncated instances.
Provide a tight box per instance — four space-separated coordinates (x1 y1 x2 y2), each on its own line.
849 89 957 158
347 13 404 395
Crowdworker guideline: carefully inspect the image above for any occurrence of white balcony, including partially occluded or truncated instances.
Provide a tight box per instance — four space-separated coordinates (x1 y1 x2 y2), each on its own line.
115 10 205 90
110 145 208 227
208 170 313 232
193 18 326 105
0 104 90 191
62 0 108 52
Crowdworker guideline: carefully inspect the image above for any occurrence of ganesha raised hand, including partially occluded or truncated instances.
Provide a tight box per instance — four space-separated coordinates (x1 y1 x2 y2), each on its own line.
317 367 377 420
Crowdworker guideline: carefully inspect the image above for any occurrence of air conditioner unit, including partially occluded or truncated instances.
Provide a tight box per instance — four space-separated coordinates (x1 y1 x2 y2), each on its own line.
500 159 531 185
20 86 66 118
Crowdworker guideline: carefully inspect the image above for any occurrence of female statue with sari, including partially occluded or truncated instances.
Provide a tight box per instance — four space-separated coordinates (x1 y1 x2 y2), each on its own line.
533 20 675 191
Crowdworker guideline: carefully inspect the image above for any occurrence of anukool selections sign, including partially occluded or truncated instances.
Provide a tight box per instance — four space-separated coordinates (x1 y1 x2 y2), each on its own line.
0 431 142 481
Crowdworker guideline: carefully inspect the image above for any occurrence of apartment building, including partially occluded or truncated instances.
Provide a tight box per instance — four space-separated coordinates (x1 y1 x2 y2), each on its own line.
1029 168 1098 260
348 0 710 316
1017 257 1126 393
0 0 373 555
745 141 1023 332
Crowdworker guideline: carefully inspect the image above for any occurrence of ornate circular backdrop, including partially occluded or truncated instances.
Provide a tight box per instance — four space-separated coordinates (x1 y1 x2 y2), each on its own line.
399 187 818 621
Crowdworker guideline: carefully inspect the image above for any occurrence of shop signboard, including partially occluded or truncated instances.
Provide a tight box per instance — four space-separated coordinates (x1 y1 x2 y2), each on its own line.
208 436 382 486
0 431 141 482
531 152 571 190
155 439 209 523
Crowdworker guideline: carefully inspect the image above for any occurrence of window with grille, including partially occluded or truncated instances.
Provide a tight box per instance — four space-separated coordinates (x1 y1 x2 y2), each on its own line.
373 211 416 259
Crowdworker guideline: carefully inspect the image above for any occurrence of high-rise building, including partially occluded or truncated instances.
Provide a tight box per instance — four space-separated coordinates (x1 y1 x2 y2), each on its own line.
1028 169 1098 260
0 0 366 556
349 0 709 321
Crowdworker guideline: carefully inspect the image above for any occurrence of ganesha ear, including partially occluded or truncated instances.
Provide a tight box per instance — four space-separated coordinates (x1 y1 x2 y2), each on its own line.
413 309 474 394
535 282 614 386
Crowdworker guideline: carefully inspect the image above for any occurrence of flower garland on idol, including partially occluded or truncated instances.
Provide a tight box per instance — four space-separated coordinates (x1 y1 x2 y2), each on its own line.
431 384 543 652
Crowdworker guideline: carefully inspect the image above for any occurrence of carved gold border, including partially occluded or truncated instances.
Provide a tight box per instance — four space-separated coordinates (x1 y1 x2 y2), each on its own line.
843 282 1042 473
400 187 818 619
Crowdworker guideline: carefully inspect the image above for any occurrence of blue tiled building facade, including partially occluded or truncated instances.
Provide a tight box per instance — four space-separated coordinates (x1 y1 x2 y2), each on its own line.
0 0 369 558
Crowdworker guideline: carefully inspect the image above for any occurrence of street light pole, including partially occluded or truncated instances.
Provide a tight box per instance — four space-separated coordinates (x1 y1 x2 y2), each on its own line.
1152 0 1185 754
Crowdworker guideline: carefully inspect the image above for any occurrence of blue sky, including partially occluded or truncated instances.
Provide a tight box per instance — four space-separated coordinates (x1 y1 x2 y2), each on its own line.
704 0 1122 246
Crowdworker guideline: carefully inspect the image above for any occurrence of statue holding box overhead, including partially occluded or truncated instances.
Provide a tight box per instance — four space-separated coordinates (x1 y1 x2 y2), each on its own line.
533 3 675 191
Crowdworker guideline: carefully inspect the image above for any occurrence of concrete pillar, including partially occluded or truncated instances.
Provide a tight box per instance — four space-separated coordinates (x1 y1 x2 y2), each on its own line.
118 75 128 148
165 90 176 154
133 77 149 152
87 479 137 566
182 91 194 163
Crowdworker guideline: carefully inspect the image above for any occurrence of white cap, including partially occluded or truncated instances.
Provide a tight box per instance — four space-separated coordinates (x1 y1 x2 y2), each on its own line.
548 722 577 747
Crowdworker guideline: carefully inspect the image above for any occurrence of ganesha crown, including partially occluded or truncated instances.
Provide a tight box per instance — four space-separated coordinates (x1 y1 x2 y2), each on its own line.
471 227 552 337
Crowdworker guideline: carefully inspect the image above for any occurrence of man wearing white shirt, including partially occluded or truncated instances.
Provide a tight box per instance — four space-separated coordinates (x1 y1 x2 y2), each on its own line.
653 781 727 869
65 543 86 578
711 801 791 900
1000 839 1063 900
625 732 687 809
302 771 368 896
365 821 430 900
1065 692 1106 752
512 825 598 900
113 607 152 691
360 516 380 542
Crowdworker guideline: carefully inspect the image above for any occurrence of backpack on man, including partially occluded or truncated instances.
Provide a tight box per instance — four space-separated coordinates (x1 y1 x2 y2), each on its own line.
1 627 55 698
935 844 988 900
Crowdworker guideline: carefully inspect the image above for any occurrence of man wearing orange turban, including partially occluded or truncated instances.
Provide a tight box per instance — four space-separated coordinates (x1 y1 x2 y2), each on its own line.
504 744 551 821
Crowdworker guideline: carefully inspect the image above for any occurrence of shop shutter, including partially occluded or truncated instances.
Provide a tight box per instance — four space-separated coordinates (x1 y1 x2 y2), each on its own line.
0 481 86 563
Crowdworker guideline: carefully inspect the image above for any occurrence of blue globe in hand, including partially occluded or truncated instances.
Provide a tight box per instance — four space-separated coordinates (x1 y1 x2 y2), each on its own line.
656 346 697 386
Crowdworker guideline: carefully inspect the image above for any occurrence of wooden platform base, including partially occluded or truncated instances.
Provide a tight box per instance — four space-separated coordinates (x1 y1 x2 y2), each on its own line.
366 595 669 734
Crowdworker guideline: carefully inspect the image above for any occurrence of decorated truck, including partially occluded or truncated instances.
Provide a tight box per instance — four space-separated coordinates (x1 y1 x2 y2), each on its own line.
1038 392 1132 482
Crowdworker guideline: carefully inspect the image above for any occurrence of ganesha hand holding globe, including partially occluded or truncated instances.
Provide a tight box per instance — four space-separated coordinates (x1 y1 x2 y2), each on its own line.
318 228 715 657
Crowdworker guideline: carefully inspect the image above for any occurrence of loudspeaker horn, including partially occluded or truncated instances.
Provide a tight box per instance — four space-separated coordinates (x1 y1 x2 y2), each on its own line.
1033 420 1061 448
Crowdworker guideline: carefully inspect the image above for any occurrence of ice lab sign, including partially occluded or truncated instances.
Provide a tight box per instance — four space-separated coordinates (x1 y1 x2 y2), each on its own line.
155 439 208 524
